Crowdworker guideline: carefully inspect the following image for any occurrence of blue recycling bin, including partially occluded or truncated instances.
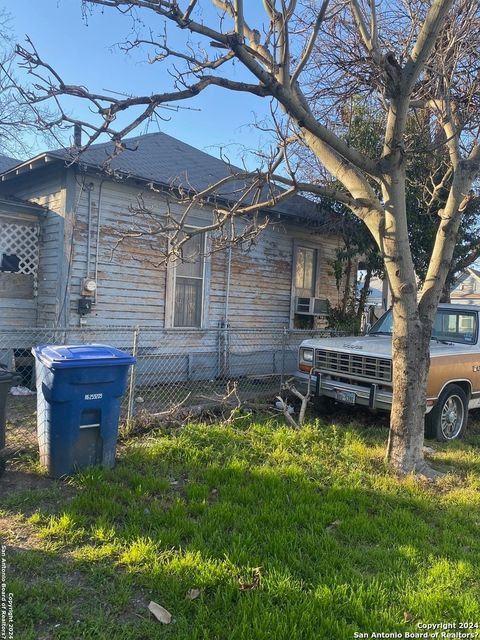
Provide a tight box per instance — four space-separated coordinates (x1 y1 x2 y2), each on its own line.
32 344 136 477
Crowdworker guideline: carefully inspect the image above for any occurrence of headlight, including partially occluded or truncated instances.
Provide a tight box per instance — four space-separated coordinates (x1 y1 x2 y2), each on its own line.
300 348 314 363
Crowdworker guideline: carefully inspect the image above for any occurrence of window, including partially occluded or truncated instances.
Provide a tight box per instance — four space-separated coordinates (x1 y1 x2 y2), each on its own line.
295 247 316 297
433 311 477 343
173 233 205 327
370 309 477 345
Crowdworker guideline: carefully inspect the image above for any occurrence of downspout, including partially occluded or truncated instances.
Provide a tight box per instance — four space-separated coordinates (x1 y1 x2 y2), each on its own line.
85 182 94 279
223 218 234 327
220 232 233 379
93 179 106 304
224 244 232 327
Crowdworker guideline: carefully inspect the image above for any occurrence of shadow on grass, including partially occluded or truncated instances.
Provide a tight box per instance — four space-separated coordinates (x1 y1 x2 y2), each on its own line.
3 421 480 640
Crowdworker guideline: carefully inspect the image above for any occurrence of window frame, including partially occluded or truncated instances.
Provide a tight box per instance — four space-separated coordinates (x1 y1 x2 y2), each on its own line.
290 240 322 328
295 246 317 298
165 230 209 329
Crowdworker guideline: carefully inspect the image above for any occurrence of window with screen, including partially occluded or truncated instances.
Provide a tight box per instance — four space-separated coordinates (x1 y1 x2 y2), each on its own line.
173 233 205 328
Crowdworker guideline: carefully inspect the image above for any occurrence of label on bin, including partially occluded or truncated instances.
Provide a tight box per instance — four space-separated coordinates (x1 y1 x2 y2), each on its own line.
85 393 103 400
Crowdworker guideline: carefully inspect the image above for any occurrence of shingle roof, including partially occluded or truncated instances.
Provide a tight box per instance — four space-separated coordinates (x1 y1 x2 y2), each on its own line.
45 131 323 221
0 153 20 173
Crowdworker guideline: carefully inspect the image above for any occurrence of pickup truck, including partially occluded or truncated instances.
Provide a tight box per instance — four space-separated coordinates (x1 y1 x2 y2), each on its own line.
297 304 480 441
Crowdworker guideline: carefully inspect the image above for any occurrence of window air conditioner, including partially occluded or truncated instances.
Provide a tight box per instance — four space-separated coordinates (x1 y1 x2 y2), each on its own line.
295 297 329 315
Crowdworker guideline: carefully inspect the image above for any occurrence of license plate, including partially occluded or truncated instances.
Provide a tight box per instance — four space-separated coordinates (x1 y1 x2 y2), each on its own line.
336 390 356 405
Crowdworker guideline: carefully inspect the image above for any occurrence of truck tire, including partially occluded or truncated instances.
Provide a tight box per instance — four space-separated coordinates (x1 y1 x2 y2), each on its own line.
312 395 338 416
424 384 468 441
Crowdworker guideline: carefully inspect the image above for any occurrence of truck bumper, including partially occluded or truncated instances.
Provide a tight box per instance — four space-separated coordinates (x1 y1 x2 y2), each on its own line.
295 371 393 411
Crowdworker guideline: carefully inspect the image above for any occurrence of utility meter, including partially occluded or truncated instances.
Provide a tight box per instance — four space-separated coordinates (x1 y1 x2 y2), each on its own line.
83 279 97 295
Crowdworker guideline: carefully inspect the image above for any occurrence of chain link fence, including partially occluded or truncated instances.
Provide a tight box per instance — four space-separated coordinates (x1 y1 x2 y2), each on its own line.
1 326 346 461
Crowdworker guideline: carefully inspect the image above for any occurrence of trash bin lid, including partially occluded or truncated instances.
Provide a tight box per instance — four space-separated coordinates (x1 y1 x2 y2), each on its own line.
32 344 136 369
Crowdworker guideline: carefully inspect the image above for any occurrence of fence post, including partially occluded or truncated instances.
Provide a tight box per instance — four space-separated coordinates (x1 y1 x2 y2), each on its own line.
280 327 288 389
217 324 230 379
127 326 140 426
225 326 230 379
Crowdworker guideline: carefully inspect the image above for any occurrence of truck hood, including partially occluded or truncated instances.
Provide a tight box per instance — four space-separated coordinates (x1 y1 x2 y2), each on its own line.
300 334 476 358
301 335 393 358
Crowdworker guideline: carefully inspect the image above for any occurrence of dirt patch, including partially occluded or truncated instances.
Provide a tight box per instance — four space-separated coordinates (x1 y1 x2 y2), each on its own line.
1 469 53 494
0 469 76 525
0 513 44 549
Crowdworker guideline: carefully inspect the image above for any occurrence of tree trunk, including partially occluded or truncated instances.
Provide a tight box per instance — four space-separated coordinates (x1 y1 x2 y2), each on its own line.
386 304 432 475
440 276 451 303
380 163 434 475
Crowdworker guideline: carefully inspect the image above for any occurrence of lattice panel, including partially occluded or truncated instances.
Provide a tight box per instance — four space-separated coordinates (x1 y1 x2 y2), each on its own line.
0 222 40 289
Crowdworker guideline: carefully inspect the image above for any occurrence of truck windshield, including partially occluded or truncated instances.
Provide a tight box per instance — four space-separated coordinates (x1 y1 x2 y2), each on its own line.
369 309 478 345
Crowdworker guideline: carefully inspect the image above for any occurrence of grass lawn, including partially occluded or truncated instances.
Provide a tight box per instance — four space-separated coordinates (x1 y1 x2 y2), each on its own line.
2 414 480 639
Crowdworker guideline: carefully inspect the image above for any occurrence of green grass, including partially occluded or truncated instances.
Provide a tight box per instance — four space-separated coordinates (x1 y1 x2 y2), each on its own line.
4 415 480 639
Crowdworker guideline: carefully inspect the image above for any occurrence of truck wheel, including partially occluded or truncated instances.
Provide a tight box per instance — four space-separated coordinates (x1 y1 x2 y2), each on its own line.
424 384 468 441
312 395 338 416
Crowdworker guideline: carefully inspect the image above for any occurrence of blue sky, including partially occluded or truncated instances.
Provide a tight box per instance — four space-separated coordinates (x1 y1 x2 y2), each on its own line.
2 0 272 166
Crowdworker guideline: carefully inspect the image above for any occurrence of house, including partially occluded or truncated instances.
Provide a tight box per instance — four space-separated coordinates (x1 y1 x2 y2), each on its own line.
0 132 346 387
450 267 480 305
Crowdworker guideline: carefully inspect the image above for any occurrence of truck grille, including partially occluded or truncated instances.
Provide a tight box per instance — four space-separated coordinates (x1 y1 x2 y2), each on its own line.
315 350 392 382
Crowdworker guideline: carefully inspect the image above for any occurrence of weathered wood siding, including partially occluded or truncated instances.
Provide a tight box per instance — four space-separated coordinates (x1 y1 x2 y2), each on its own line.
0 165 67 327
65 173 343 332
68 177 188 327
210 223 342 329
66 174 342 332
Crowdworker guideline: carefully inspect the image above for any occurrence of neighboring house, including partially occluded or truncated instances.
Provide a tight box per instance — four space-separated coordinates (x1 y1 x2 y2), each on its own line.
357 273 384 308
0 132 344 334
359 267 480 319
450 267 480 306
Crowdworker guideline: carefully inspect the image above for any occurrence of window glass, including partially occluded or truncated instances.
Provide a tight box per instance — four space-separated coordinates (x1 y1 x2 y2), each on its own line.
295 247 316 296
176 234 203 278
371 309 477 344
369 310 394 334
174 278 202 327
433 311 477 343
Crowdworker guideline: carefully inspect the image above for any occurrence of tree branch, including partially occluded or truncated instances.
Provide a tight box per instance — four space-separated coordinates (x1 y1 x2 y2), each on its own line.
403 0 454 94
291 0 329 85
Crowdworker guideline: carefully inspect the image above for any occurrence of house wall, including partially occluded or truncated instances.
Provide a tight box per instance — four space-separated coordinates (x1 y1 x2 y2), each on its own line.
68 176 178 327
66 173 343 331
451 272 480 305
0 165 67 327
210 224 342 329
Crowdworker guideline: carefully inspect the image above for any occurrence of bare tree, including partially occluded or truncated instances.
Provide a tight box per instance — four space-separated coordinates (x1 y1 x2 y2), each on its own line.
0 11 61 157
14 0 480 475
